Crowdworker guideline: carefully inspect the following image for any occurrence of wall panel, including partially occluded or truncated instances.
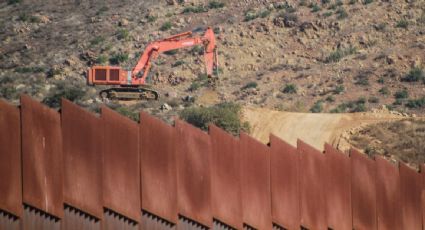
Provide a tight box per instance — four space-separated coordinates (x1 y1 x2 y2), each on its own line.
140 112 177 223
240 133 272 230
324 144 351 230
209 125 242 229
269 135 299 230
21 95 63 218
351 149 377 230
102 107 140 222
175 120 212 227
0 100 22 217
298 140 326 230
61 99 103 218
376 156 401 230
399 163 422 230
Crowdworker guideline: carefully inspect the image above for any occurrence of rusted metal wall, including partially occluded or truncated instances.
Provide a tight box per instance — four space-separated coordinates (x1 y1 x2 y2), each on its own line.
0 100 22 218
61 99 103 219
140 112 177 224
399 163 422 230
1 95 425 230
240 133 272 230
376 156 401 230
20 95 63 218
298 140 327 230
324 144 351 230
175 120 212 228
102 107 140 223
269 135 300 230
351 149 377 230
209 125 242 229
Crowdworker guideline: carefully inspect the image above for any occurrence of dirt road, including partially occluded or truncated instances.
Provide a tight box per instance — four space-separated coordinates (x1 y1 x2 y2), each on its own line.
242 107 405 151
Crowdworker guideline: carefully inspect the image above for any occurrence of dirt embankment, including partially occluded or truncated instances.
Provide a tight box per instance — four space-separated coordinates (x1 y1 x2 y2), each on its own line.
242 106 405 151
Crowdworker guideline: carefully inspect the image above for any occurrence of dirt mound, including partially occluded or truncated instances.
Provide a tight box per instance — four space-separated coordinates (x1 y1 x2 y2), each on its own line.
242 106 405 151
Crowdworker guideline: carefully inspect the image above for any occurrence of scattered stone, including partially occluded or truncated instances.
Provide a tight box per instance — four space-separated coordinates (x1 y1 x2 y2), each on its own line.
160 103 172 111
119 19 129 27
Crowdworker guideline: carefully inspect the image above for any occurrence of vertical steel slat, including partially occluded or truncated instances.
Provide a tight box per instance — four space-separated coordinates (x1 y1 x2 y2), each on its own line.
175 120 212 227
240 133 272 230
269 135 300 230
0 210 19 230
351 149 377 230
20 95 64 218
376 156 401 230
61 99 103 219
297 140 327 230
399 163 422 230
324 144 351 230
140 112 177 224
102 107 140 222
209 125 242 229
0 100 22 217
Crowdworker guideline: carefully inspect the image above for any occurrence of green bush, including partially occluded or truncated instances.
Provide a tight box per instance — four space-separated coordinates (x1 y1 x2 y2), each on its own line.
0 87 17 100
15 66 46 73
164 50 178 55
310 100 323 113
368 97 380 103
8 0 21 4
96 55 108 64
355 74 369 86
208 1 225 9
334 85 345 94
336 8 348 20
396 19 409 29
183 5 208 14
179 102 250 136
42 82 86 108
244 10 259 21
160 21 173 31
147 15 157 22
405 97 425 109
394 89 409 99
172 60 185 67
241 81 258 90
401 67 424 82
188 74 209 91
282 84 297 94
379 87 390 95
113 106 140 122
109 53 128 65
363 0 373 4
311 4 321 12
323 11 333 17
90 36 105 46
116 29 129 40
259 9 271 18
18 13 40 23
191 45 204 55
325 46 356 63
330 98 367 113
326 95 335 102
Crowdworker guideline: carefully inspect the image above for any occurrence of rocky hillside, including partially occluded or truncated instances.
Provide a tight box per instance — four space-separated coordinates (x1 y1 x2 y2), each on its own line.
0 0 424 120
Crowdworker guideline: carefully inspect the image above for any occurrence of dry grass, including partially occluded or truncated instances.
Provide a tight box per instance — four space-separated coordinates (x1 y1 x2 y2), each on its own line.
350 119 425 168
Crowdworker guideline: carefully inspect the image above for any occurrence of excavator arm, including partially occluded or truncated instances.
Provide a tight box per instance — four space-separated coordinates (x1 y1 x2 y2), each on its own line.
131 27 218 84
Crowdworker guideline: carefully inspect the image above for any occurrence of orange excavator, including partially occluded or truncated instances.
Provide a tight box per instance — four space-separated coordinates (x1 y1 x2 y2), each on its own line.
87 27 218 100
